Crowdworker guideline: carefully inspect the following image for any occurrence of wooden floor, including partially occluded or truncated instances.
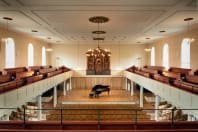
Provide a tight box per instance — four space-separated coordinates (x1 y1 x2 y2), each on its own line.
59 89 138 104
42 88 155 121
43 87 154 108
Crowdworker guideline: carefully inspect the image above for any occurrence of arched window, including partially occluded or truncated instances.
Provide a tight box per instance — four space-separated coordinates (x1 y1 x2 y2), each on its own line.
5 38 15 68
28 43 34 66
151 47 155 66
42 46 46 66
163 44 169 70
181 39 190 68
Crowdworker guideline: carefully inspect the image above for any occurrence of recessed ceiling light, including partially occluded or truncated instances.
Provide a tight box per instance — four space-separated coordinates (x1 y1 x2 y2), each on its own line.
159 30 166 33
184 17 194 21
32 30 38 32
146 37 150 39
92 30 106 34
3 17 13 21
93 37 104 40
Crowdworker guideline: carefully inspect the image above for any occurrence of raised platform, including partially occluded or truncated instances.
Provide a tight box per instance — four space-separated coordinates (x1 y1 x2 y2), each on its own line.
59 89 138 104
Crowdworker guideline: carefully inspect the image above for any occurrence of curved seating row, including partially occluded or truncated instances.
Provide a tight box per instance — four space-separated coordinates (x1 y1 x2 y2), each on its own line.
126 66 198 95
0 66 70 94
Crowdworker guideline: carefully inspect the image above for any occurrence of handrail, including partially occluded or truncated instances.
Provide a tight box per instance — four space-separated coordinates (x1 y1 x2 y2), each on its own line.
1 107 198 129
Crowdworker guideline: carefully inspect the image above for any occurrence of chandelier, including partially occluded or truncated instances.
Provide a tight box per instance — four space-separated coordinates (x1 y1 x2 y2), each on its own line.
184 17 195 43
86 16 111 57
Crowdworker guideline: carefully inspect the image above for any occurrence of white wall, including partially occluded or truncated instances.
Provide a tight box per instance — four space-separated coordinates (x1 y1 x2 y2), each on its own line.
147 26 198 71
51 43 148 72
0 27 51 71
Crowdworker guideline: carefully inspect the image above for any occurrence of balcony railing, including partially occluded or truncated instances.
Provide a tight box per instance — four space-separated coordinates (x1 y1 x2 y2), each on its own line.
1 107 197 129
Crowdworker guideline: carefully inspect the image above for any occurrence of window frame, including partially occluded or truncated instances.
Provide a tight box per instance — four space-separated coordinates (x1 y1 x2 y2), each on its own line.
28 43 34 66
5 38 15 68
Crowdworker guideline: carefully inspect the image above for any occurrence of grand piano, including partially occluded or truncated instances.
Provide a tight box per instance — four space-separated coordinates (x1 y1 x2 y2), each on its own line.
89 85 110 97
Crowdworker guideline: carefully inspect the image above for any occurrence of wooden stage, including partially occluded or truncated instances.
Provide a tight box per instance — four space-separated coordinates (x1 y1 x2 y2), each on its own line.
59 89 138 104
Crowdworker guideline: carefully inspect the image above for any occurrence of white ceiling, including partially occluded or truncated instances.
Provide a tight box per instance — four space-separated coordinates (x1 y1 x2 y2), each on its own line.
0 0 198 44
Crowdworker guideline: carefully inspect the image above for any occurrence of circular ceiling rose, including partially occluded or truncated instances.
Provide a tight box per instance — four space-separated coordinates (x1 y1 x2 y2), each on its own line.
92 30 106 34
89 16 109 23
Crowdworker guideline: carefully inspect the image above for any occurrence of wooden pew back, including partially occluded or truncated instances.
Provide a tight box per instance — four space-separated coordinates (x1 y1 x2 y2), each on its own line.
28 66 42 73
144 66 165 74
4 67 27 75
0 75 12 84
47 69 62 77
41 65 52 69
185 75 198 84
126 66 138 72
39 68 57 74
59 66 71 72
15 71 34 80
169 67 191 76
194 69 198 76
162 71 181 80
26 75 43 84
141 68 158 74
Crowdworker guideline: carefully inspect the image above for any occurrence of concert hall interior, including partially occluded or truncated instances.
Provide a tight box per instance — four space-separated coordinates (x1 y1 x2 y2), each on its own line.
0 0 198 132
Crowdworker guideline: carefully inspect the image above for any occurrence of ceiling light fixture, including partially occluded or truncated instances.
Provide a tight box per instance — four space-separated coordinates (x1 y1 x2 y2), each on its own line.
159 30 166 33
86 16 111 57
3 17 13 39
144 48 151 52
184 17 195 43
45 37 53 51
144 37 151 51
32 30 38 32
46 48 53 52
1 17 13 51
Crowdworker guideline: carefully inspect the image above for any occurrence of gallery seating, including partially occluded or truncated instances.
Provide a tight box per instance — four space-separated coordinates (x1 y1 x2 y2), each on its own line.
169 67 191 76
140 68 158 78
47 69 63 77
28 66 42 74
144 66 165 74
173 75 198 94
126 65 198 95
134 70 150 78
155 71 182 84
0 74 13 84
0 74 23 94
194 69 198 76
15 71 34 80
41 65 52 69
26 75 44 84
39 68 57 78
0 65 70 94
59 66 71 72
126 66 138 72
4 67 27 76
